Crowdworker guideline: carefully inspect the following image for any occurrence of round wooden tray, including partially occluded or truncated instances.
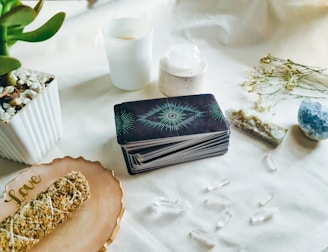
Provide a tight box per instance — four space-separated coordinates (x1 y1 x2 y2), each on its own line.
0 156 125 252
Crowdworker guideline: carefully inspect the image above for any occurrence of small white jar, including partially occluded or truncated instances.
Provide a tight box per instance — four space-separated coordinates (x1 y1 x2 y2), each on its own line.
159 44 207 97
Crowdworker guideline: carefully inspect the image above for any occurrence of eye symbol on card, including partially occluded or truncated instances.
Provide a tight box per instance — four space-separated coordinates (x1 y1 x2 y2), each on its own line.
138 103 204 131
115 111 135 135
167 112 178 119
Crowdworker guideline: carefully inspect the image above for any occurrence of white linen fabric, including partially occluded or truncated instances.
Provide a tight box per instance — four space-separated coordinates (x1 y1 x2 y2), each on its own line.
2 0 328 251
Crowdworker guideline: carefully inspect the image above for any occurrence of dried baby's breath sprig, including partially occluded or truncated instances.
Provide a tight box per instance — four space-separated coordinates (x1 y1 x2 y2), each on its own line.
242 54 328 111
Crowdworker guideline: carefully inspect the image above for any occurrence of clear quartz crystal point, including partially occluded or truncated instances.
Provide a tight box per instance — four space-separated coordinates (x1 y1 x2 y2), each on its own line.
259 193 274 207
207 179 231 191
217 210 233 229
264 153 277 172
189 229 216 248
152 196 192 213
250 207 279 224
205 198 232 211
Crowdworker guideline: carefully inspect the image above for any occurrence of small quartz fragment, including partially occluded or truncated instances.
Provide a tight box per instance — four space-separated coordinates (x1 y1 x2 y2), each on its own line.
250 207 279 224
258 193 274 207
205 198 232 211
264 153 278 172
217 210 232 229
152 196 191 213
189 230 216 248
207 179 231 192
225 109 287 147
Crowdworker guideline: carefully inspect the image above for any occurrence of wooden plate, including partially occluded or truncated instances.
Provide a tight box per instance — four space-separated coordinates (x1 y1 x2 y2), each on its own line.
0 156 125 252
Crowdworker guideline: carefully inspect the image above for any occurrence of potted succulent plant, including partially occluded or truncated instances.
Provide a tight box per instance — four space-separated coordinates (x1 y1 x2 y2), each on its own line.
0 0 65 164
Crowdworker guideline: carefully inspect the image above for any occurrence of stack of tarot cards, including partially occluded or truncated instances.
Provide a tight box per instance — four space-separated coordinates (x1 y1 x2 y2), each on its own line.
114 94 230 175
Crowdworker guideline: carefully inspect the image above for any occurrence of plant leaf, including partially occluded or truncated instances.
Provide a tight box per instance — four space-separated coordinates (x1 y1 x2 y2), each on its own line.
0 56 21 75
0 0 21 6
0 0 21 13
9 12 65 42
7 25 23 47
0 5 36 27
33 0 44 15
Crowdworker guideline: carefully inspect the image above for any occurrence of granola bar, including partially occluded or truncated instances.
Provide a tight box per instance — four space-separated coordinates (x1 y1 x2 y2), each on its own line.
0 171 90 252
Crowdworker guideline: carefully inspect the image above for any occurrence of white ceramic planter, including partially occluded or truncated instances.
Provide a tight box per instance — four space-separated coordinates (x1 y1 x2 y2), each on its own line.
0 71 63 164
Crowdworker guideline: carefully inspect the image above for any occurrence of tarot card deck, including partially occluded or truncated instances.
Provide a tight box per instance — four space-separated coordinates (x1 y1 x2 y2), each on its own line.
114 94 230 174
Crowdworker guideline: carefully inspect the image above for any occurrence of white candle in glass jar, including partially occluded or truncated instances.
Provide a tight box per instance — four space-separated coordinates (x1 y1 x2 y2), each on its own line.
102 18 152 90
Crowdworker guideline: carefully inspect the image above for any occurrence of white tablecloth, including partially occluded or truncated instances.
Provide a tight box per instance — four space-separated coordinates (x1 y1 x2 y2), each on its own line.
1 0 328 251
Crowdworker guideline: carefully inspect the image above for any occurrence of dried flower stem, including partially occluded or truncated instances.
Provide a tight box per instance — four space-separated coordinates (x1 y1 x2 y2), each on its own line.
242 54 328 111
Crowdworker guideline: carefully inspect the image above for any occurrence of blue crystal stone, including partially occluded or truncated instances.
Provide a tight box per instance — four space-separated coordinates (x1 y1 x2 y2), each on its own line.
298 99 328 141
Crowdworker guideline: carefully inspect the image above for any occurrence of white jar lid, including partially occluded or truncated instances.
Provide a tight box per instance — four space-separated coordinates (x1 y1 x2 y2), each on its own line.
160 44 207 77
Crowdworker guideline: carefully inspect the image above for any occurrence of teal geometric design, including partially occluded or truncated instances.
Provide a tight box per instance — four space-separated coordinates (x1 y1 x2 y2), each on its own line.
138 103 204 131
208 101 225 121
115 111 135 135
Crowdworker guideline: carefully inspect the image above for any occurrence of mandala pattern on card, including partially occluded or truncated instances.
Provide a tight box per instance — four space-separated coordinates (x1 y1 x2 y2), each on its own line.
208 101 225 121
115 111 135 135
138 103 204 131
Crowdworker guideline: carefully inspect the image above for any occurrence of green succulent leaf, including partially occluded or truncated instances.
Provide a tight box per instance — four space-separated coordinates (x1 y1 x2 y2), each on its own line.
33 0 44 15
0 55 21 75
0 0 22 14
6 25 23 48
0 5 36 27
9 12 65 42
7 24 23 35
0 0 21 6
